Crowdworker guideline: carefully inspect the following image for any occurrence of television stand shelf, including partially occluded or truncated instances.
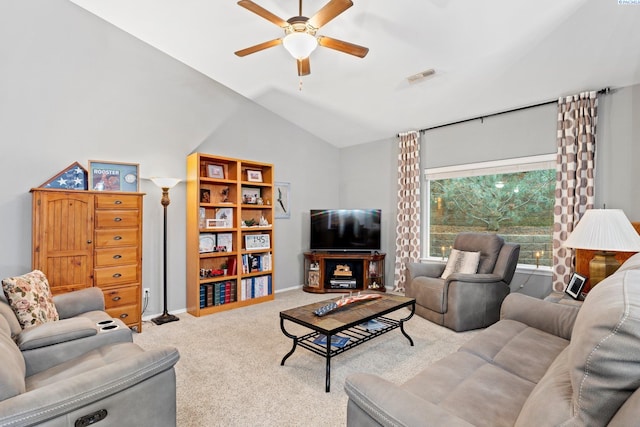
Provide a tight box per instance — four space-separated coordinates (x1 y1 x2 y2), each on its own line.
303 252 385 293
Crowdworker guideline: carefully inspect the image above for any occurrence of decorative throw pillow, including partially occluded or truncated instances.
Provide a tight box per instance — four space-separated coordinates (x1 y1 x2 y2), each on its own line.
441 249 481 279
1 270 59 329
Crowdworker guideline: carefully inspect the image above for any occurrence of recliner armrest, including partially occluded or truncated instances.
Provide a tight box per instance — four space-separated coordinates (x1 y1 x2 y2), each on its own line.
345 373 474 427
16 317 97 351
500 293 579 340
53 288 105 319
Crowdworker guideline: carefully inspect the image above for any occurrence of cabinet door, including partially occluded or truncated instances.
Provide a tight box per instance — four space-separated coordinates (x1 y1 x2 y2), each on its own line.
32 191 94 293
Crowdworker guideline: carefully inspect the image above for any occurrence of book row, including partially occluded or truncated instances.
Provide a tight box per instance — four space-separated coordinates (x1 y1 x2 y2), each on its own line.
240 275 272 301
242 252 272 274
199 281 237 308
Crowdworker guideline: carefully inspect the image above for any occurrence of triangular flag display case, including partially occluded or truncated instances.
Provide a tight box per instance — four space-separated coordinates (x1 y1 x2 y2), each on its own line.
39 161 88 190
186 153 274 316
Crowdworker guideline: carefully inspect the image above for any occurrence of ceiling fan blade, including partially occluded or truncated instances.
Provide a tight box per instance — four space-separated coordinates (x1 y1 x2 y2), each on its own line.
235 38 282 57
308 0 353 29
317 36 369 58
237 0 288 28
297 58 310 76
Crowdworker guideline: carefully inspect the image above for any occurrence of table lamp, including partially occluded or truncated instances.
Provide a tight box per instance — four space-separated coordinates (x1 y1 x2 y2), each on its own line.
564 209 640 287
150 177 181 325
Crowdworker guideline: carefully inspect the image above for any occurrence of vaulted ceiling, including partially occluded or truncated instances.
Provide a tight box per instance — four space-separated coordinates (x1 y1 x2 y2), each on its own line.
70 0 640 147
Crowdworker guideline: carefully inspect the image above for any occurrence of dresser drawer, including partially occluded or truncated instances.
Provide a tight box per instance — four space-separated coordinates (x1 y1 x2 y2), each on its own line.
94 265 138 286
103 285 139 309
95 247 138 267
95 210 139 229
95 194 140 210
106 305 141 326
95 228 139 248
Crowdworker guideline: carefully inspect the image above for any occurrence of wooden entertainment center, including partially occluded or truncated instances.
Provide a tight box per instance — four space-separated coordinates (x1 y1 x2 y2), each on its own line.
303 252 385 293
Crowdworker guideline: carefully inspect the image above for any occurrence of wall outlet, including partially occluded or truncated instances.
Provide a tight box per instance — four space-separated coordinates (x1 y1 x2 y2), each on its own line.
143 288 150 297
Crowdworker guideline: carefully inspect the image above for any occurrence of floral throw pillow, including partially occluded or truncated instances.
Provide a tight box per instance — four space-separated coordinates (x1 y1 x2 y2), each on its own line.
1 270 59 329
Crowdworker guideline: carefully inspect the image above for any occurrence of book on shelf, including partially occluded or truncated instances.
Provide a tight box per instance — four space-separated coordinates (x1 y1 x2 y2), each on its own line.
242 252 272 273
240 275 272 300
313 334 350 348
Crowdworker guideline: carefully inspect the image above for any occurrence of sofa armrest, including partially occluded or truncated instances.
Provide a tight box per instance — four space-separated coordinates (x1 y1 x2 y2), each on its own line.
500 293 579 340
407 261 446 281
345 373 474 427
53 288 105 319
16 317 97 351
0 345 180 427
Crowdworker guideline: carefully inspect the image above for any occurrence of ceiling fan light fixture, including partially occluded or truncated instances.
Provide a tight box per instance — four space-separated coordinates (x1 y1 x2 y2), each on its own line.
283 31 318 60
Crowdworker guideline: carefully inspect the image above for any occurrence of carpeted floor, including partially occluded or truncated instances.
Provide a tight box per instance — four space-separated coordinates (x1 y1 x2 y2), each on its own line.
132 289 479 427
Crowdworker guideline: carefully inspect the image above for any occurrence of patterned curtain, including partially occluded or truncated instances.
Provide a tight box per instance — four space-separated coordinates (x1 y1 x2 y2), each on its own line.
552 91 598 292
393 131 421 292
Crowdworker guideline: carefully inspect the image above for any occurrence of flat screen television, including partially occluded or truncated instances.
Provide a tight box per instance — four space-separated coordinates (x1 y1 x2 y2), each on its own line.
310 209 381 252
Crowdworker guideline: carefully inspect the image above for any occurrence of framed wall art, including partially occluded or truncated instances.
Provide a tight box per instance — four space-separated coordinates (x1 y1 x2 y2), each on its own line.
274 182 290 219
89 160 139 192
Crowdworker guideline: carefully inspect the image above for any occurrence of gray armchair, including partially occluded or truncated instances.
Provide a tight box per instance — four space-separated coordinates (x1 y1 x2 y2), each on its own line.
406 232 520 331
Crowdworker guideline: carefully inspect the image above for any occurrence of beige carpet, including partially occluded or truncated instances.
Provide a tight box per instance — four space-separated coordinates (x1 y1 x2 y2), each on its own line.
132 289 480 427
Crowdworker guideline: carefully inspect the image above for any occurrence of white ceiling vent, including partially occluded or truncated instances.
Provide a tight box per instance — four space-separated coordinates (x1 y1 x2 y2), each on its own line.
407 68 435 84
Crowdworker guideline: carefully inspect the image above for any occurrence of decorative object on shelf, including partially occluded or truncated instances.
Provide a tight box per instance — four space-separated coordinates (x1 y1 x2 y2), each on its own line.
313 292 383 316
246 169 263 182
199 234 216 253
220 186 230 202
245 234 270 250
215 208 233 228
564 209 640 287
259 216 269 227
89 160 139 192
242 187 260 204
565 272 586 299
334 264 352 277
308 271 320 288
200 188 211 203
217 233 233 252
207 164 225 179
39 161 88 190
274 182 290 219
150 177 181 325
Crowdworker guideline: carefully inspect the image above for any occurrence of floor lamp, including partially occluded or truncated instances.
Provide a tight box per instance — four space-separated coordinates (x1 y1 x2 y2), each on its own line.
150 177 181 325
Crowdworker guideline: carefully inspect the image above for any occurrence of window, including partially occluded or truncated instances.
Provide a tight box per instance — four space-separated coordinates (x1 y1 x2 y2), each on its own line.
424 155 555 267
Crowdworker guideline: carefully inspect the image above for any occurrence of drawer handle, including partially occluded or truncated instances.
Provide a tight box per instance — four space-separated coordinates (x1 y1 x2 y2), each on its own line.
115 200 123 205
119 313 128 319
112 273 122 278
113 236 122 241
113 254 122 259
112 296 121 301
114 217 122 222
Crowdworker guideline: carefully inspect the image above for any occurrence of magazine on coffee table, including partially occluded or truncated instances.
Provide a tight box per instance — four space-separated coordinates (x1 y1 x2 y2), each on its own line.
313 334 350 348
359 319 386 331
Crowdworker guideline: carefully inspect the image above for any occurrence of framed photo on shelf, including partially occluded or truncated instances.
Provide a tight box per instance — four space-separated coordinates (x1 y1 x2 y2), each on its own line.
88 160 139 192
217 233 233 252
274 182 290 219
206 219 225 228
207 164 225 179
245 234 270 250
215 208 233 228
242 187 261 204
565 272 587 299
200 188 211 203
246 169 263 183
199 234 216 253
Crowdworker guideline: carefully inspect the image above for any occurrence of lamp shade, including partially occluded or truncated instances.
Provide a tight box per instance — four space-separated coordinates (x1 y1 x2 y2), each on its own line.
150 177 181 189
282 32 318 59
564 209 640 252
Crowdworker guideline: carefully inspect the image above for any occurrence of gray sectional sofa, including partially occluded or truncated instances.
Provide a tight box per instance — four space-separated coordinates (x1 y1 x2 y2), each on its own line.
0 287 180 426
345 252 640 426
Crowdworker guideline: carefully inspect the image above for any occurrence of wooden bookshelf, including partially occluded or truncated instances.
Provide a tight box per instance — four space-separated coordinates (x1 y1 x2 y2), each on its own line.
186 153 274 316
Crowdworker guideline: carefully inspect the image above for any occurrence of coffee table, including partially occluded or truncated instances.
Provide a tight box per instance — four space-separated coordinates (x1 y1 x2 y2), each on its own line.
279 292 415 392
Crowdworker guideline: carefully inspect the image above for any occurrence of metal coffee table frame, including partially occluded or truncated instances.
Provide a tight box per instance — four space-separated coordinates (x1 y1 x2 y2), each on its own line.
279 294 415 392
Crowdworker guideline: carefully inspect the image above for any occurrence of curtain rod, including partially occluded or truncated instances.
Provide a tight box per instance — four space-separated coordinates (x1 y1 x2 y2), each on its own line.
399 87 611 136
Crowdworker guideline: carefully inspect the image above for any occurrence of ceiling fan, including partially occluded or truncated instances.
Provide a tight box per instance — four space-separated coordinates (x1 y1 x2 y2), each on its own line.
234 0 369 76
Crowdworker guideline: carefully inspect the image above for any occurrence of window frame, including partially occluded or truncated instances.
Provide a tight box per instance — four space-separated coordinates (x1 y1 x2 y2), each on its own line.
422 154 556 267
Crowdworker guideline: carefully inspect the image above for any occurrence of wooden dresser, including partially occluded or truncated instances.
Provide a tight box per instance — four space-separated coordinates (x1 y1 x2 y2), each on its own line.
31 188 144 331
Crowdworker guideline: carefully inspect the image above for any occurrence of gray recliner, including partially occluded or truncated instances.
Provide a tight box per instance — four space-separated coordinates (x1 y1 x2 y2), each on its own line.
406 232 520 331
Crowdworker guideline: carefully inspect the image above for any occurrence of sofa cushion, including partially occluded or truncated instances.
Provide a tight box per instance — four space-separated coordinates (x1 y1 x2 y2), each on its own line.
454 233 504 274
2 270 59 329
0 316 26 400
0 298 22 337
565 270 640 426
441 249 481 279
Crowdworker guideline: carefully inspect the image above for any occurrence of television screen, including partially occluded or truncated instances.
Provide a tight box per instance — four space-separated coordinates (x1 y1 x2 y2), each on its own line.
310 209 381 252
